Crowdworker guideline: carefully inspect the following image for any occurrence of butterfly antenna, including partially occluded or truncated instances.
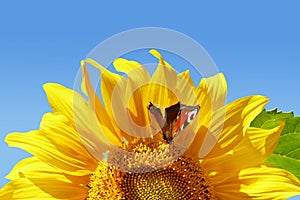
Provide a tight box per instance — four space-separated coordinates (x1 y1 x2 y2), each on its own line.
147 102 153 109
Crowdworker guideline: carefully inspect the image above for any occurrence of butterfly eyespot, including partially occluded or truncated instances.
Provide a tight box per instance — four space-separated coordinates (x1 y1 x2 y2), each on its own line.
187 109 198 123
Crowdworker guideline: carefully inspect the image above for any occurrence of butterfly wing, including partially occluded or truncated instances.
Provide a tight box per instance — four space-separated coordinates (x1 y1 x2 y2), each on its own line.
147 102 165 130
148 102 200 143
164 102 181 123
172 104 200 138
162 102 181 143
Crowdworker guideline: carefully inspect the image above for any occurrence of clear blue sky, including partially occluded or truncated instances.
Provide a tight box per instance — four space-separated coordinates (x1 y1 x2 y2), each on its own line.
1 0 300 196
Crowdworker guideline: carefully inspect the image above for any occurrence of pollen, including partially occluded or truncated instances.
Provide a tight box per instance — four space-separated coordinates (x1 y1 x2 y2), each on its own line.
87 139 215 200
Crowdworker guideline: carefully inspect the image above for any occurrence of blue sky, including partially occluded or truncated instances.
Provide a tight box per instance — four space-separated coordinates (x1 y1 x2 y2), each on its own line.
0 0 300 197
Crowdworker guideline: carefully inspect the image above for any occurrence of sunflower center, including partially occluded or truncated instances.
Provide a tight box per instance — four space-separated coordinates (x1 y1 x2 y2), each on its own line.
87 141 215 200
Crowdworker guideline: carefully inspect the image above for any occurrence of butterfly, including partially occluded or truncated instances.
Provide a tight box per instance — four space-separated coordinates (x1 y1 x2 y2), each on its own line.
147 102 200 143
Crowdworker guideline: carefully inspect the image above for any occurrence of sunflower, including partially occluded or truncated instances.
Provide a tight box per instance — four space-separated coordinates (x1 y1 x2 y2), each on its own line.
1 50 300 200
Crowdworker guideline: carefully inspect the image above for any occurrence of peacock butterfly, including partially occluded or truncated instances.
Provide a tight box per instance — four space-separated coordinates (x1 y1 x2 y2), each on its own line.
148 102 200 143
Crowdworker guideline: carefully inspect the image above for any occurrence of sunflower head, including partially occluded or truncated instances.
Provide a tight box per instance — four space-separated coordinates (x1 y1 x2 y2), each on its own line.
1 49 300 200
77 49 221 199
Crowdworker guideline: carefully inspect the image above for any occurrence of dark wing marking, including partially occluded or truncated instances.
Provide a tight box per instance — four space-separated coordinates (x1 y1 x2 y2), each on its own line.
164 102 181 122
162 102 181 143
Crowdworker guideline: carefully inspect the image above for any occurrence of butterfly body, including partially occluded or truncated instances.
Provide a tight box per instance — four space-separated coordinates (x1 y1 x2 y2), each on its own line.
148 102 200 143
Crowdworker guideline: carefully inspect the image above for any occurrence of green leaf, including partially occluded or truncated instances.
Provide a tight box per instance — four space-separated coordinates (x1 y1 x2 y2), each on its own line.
251 109 300 180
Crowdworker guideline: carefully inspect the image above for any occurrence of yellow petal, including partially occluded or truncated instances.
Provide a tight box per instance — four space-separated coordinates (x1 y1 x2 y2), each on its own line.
202 73 227 109
43 83 116 151
113 58 150 83
2 157 88 199
85 58 126 116
6 157 89 185
40 113 99 171
239 167 300 199
5 113 100 176
246 121 284 158
195 73 227 128
198 95 269 158
113 58 151 126
6 157 48 180
85 59 138 140
211 166 300 200
186 126 208 160
203 121 284 172
80 61 88 97
148 49 178 107
0 178 54 199
211 95 268 152
81 61 123 145
6 132 91 176
175 70 198 105
177 70 194 88
0 178 88 200
108 77 143 137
